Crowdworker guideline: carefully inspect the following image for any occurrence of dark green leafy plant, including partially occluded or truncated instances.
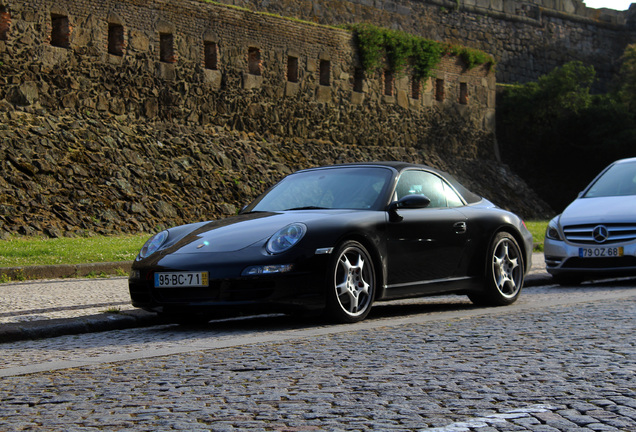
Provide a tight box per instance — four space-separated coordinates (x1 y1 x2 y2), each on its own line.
448 45 494 70
347 23 494 79
411 38 445 79
384 30 413 73
351 23 386 72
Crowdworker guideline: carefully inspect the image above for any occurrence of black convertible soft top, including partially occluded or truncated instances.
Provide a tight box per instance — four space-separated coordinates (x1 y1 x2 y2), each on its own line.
302 161 483 205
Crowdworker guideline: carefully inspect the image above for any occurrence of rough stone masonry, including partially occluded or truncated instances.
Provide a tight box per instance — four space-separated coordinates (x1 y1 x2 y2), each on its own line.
0 0 552 239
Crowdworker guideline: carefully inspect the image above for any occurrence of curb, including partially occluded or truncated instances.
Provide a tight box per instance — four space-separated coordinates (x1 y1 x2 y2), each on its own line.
0 273 553 344
0 261 133 281
0 309 162 343
0 255 553 343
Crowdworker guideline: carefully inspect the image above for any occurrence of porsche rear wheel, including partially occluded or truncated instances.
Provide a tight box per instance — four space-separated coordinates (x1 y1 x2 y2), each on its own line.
325 241 376 323
470 232 524 306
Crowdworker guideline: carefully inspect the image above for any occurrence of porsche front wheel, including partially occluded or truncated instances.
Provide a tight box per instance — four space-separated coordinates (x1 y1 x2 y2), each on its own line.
325 241 376 323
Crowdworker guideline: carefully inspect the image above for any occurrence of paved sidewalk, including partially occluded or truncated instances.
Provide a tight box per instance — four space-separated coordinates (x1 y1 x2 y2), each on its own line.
0 254 551 342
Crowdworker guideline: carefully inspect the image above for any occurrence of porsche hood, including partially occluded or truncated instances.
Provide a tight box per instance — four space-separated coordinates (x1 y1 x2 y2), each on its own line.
164 211 346 254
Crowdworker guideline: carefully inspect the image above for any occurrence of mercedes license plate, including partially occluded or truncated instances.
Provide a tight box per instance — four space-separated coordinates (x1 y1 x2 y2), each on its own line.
579 246 624 258
154 271 209 288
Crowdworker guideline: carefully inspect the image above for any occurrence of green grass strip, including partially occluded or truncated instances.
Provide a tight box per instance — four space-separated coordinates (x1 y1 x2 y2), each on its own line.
0 234 149 267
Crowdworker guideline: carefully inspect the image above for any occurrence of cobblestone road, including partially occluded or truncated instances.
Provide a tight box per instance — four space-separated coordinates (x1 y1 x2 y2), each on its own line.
1 283 635 431
0 277 134 324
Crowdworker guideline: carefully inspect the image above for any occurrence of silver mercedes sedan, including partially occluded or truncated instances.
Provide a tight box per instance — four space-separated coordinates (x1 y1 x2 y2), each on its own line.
544 157 636 284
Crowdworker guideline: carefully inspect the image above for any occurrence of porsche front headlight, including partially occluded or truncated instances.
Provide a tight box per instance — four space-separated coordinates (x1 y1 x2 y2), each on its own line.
266 223 307 254
137 230 169 260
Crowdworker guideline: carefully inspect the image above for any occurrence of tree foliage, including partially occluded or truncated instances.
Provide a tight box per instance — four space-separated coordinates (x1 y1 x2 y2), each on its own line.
618 43 636 110
498 60 636 212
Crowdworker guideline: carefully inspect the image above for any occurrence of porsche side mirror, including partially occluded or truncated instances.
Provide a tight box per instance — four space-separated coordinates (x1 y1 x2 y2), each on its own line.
388 194 431 222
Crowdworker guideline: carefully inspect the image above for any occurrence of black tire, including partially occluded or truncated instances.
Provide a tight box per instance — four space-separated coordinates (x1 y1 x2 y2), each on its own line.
469 232 524 306
325 240 376 323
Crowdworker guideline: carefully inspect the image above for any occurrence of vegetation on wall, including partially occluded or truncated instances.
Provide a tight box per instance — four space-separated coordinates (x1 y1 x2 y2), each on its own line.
497 58 636 212
346 23 494 79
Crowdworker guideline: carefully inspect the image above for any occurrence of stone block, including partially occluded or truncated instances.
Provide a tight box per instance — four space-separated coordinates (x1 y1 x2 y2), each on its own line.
128 30 149 52
315 85 331 103
243 73 263 90
10 81 39 106
284 81 299 97
36 45 69 71
351 91 365 105
156 62 176 80
203 69 222 90
396 89 409 109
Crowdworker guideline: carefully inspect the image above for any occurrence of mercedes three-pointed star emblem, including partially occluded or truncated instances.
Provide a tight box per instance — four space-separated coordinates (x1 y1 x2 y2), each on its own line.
592 225 609 243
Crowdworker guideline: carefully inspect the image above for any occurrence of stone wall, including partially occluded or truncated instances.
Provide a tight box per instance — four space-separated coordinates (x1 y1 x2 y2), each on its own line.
214 0 636 89
1 111 551 239
0 0 495 132
0 0 552 239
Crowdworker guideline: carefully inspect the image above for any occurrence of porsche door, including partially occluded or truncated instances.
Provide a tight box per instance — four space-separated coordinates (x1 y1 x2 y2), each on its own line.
386 169 471 291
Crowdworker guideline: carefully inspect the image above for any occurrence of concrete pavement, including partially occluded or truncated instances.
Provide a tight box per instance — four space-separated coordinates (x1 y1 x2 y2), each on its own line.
0 254 552 343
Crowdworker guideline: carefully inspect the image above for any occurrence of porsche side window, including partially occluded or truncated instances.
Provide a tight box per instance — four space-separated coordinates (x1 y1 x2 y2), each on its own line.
396 171 447 208
443 182 463 208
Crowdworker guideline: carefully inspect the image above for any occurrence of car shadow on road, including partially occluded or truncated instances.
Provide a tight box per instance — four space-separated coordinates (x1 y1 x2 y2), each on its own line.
152 296 477 336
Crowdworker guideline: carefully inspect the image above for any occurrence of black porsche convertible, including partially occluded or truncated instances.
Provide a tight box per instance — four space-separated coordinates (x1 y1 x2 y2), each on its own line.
129 162 533 323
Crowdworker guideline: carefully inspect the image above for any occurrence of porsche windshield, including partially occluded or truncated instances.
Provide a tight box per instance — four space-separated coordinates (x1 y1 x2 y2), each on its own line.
249 167 394 211
583 161 636 198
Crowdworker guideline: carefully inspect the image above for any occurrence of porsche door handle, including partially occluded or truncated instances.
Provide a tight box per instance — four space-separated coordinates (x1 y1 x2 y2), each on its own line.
453 222 467 234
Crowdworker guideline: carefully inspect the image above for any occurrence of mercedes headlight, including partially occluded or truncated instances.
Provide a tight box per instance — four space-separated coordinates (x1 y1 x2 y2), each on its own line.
545 217 563 241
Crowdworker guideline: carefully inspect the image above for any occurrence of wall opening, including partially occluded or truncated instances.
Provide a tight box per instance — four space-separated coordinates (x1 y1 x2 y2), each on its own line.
353 68 365 93
0 5 10 41
108 23 124 56
319 59 330 86
160 33 175 63
459 82 469 105
435 78 445 102
287 55 298 83
204 41 218 70
411 76 420 100
384 70 394 96
50 14 70 48
248 47 261 75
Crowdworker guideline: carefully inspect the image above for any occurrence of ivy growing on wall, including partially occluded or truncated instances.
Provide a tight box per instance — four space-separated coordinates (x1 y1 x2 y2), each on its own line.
347 23 494 79
448 44 495 70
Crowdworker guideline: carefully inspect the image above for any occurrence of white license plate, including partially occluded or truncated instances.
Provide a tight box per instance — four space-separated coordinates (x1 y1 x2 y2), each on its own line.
579 246 624 258
154 272 209 288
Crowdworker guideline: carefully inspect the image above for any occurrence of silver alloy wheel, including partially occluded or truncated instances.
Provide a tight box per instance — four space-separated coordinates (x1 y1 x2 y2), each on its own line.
491 235 522 299
333 243 374 319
